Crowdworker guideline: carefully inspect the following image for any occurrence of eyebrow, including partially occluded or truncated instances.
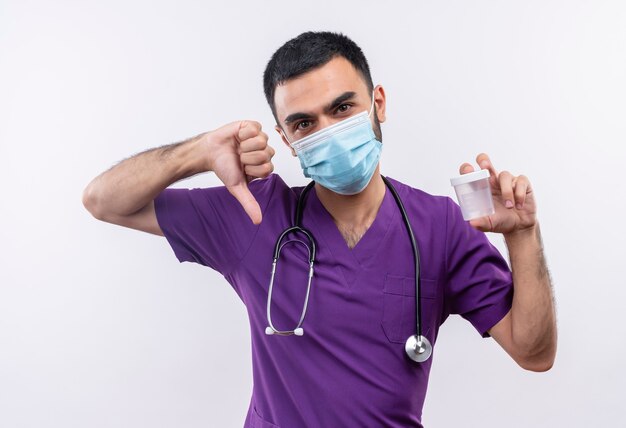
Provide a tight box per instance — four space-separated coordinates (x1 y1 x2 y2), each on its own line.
283 91 357 125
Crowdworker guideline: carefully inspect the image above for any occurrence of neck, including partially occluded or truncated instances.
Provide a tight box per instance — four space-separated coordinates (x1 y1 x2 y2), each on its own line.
315 165 386 227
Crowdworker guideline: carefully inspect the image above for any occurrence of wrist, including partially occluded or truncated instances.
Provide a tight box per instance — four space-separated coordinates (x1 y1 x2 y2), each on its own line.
194 131 216 173
504 223 539 246
165 132 213 181
183 131 215 175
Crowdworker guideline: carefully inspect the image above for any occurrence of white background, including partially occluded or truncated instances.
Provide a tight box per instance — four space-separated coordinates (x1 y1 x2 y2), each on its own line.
1 1 625 427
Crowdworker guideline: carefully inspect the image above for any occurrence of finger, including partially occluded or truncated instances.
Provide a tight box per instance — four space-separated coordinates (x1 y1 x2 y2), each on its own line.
227 182 262 225
459 163 475 175
244 162 274 179
476 153 498 176
514 175 530 209
476 153 498 188
237 120 262 142
240 147 274 165
469 215 493 232
498 170 515 208
240 134 269 153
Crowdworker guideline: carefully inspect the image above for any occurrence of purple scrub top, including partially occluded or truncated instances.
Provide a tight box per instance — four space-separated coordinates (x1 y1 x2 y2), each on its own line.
154 173 513 428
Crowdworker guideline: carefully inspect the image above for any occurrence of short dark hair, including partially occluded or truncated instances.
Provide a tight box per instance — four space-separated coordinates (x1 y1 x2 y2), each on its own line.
263 31 374 122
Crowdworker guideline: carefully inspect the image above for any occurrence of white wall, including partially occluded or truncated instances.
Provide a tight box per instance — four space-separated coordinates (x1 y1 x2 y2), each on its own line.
1 1 624 427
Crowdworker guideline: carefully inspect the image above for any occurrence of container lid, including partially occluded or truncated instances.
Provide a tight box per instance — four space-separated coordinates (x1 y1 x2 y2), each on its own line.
450 168 490 186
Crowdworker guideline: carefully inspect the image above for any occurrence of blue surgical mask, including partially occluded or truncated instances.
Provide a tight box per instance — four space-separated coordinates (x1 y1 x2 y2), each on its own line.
284 93 382 195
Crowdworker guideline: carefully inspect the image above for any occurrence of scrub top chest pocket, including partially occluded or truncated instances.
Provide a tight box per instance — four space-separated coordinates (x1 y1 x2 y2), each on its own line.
381 274 439 344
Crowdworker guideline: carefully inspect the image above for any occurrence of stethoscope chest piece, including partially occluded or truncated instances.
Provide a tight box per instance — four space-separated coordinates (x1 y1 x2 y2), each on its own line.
405 334 432 363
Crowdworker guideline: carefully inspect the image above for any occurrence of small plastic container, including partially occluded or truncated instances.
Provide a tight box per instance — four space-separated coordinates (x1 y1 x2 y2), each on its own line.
450 169 495 221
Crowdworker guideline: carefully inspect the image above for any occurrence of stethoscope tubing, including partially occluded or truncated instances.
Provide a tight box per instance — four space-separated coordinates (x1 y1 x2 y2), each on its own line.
265 177 431 362
381 175 423 339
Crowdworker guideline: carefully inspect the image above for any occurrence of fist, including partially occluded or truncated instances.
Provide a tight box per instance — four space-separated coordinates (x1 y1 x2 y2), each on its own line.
201 120 276 224
459 153 537 236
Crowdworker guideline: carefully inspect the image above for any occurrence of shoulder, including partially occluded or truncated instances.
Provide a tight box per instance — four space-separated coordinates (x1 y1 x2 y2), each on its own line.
189 173 290 210
247 173 301 194
250 173 314 197
247 174 312 224
384 175 452 219
248 173 305 204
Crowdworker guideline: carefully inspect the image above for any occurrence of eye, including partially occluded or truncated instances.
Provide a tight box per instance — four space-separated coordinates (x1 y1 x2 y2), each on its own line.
295 120 312 131
336 103 352 113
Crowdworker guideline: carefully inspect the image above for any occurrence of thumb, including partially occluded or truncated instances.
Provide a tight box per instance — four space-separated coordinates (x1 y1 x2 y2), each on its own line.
227 182 262 225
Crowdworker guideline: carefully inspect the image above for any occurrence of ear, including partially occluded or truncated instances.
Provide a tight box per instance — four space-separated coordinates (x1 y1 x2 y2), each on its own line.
373 85 387 123
275 125 297 157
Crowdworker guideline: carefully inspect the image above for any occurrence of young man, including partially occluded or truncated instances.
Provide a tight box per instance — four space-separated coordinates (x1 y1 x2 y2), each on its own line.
83 31 557 427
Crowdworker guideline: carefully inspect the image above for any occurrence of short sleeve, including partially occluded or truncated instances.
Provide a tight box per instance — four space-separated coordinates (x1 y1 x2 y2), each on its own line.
443 197 514 338
154 174 278 275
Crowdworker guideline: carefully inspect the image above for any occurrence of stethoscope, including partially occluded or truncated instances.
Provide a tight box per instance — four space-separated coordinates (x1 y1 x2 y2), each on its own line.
264 176 433 363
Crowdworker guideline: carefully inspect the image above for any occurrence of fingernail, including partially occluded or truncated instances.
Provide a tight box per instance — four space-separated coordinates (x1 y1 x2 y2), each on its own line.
505 200 514 208
480 161 488 168
516 203 522 210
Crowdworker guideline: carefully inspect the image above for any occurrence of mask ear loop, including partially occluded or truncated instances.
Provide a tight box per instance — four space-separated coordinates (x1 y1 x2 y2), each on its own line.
279 127 294 149
368 89 376 118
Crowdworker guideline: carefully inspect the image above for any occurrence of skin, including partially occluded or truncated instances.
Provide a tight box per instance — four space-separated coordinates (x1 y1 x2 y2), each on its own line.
83 55 556 373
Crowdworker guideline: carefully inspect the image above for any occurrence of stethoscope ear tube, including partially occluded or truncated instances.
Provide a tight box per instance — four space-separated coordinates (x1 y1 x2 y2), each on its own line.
272 226 316 263
295 181 316 228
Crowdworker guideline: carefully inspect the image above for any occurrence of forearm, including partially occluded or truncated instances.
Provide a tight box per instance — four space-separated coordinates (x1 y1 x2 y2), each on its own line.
504 223 557 367
83 133 208 218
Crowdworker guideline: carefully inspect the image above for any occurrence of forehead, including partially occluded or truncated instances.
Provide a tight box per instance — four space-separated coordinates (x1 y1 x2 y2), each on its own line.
273 56 369 122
